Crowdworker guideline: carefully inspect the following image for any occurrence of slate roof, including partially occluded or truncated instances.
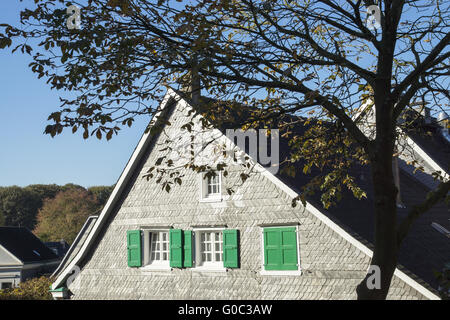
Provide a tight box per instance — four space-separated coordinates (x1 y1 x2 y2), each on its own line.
184 92 450 291
407 123 450 171
0 227 59 263
45 240 70 258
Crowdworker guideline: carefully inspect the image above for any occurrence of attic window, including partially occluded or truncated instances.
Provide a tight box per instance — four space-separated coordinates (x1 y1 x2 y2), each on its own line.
200 171 222 202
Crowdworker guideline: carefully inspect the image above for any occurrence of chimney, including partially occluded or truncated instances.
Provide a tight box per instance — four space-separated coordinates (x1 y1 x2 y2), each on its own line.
410 101 431 124
181 55 201 106
437 111 450 144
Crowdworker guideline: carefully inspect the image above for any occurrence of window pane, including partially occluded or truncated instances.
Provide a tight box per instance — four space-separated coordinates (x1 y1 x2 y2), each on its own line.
149 231 170 263
198 231 224 264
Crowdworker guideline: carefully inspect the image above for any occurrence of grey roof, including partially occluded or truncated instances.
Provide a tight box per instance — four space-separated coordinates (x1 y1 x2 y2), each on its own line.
45 240 70 258
407 124 450 171
0 227 59 263
188 93 450 291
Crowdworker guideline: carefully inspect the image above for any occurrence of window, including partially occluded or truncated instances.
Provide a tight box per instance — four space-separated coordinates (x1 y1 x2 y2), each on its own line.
142 230 170 269
1 282 12 290
207 174 220 196
261 226 301 275
127 228 239 271
200 171 222 201
200 231 223 264
150 231 170 262
194 229 225 270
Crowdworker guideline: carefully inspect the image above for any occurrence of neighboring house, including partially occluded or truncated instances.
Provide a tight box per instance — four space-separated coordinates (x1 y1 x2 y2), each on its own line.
45 240 70 258
0 227 60 289
51 89 448 300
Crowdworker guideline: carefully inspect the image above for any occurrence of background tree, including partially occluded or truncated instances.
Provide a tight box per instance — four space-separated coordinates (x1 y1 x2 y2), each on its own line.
0 276 53 300
0 206 4 226
0 186 41 230
60 183 88 193
33 188 101 244
24 184 62 203
0 0 448 299
88 185 114 206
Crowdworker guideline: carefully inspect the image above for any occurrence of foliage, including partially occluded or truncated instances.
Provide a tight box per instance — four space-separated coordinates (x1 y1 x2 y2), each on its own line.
34 188 101 244
24 184 62 203
60 183 89 193
0 186 41 230
88 185 115 206
0 184 112 233
434 267 450 300
0 276 53 300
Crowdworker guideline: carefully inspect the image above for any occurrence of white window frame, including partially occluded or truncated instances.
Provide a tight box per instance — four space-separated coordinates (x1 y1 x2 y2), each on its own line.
193 227 226 272
199 171 222 202
141 229 171 271
259 225 302 276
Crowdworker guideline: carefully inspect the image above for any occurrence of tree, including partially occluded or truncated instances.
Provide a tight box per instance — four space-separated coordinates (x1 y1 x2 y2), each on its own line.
34 189 101 244
1 0 448 299
0 208 4 226
24 184 62 203
0 186 41 229
88 185 114 206
0 276 53 300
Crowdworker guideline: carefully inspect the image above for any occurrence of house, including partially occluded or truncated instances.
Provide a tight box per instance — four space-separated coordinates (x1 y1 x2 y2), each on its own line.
51 88 448 300
0 227 61 289
45 240 70 258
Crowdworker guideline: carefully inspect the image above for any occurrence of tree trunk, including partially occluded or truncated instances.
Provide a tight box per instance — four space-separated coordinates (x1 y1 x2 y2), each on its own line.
356 128 399 299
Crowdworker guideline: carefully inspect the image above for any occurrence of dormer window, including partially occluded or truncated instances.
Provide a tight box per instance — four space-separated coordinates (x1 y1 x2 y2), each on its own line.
200 171 222 202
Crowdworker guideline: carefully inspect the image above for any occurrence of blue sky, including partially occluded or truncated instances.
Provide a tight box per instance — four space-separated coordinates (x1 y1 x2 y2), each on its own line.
0 1 150 187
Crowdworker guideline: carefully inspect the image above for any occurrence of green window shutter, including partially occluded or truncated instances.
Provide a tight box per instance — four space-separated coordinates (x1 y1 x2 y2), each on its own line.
127 230 142 267
263 227 298 271
263 228 282 270
183 230 193 268
223 229 239 268
170 229 183 268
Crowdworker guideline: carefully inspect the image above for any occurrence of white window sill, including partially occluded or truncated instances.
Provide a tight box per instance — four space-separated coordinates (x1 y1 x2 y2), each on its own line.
199 196 223 203
192 266 227 273
260 269 302 276
140 264 171 272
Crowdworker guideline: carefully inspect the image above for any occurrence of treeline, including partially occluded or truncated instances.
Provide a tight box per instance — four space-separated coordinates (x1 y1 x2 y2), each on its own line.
0 184 113 244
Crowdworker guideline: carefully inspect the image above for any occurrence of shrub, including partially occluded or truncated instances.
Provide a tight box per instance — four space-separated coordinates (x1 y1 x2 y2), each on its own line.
0 276 53 300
